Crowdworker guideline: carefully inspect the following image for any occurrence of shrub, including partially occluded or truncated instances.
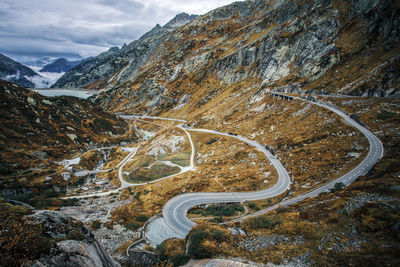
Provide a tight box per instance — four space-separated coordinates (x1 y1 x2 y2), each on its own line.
172 254 191 266
91 220 101 229
244 215 281 229
330 182 345 193
73 177 85 186
136 214 149 222
187 228 212 259
156 241 167 261
0 163 10 174
199 204 245 217
187 226 228 259
211 229 226 241
211 216 223 223
277 207 289 213
248 202 260 210
156 238 186 262
125 222 140 230
206 138 217 145
43 189 58 198
377 110 397 120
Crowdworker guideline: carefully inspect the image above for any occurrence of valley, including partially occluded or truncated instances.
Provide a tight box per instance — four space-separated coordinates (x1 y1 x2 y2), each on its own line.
1 0 399 266
18 89 386 264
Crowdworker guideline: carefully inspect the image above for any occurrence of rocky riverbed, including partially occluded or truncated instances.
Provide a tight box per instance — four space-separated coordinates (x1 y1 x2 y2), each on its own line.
60 196 140 255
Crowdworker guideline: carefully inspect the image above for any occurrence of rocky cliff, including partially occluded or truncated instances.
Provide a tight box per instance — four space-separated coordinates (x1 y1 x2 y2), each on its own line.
0 202 119 267
54 0 399 115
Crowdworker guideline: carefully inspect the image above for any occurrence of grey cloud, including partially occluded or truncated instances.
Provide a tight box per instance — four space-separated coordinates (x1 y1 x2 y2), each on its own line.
0 0 237 62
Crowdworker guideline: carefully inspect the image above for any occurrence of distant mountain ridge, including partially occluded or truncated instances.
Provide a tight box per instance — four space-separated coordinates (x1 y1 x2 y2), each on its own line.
164 13 199 29
0 53 41 88
40 58 82 73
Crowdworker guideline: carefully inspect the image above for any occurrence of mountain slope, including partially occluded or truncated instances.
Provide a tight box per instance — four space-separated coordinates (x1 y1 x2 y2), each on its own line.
52 12 199 89
70 0 399 115
40 58 82 73
0 53 41 88
0 79 134 189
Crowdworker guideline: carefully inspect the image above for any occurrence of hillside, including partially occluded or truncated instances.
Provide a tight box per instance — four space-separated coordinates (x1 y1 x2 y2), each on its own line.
53 0 399 113
0 79 135 190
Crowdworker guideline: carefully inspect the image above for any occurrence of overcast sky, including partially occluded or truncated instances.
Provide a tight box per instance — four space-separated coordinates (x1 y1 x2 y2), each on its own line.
0 0 238 63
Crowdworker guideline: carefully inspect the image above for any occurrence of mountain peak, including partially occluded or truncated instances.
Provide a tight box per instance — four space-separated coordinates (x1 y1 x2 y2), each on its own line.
40 58 82 73
108 46 120 53
164 12 199 29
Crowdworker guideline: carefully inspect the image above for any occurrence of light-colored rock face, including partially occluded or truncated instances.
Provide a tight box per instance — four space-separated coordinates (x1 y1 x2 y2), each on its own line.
32 240 120 267
58 240 120 267
26 209 120 267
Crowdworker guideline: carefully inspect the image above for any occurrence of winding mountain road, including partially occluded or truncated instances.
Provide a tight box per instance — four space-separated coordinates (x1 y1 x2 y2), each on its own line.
161 93 384 236
162 128 291 236
63 94 384 242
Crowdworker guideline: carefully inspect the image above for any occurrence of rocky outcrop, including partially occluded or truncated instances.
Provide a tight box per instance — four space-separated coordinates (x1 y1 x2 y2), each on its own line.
32 239 119 267
0 203 119 267
27 210 119 266
239 235 305 251
51 47 124 89
121 250 160 267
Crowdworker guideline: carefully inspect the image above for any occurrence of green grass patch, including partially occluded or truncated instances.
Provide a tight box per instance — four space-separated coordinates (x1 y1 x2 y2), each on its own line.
158 152 190 167
135 155 157 168
377 110 400 121
127 162 180 183
189 204 245 217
